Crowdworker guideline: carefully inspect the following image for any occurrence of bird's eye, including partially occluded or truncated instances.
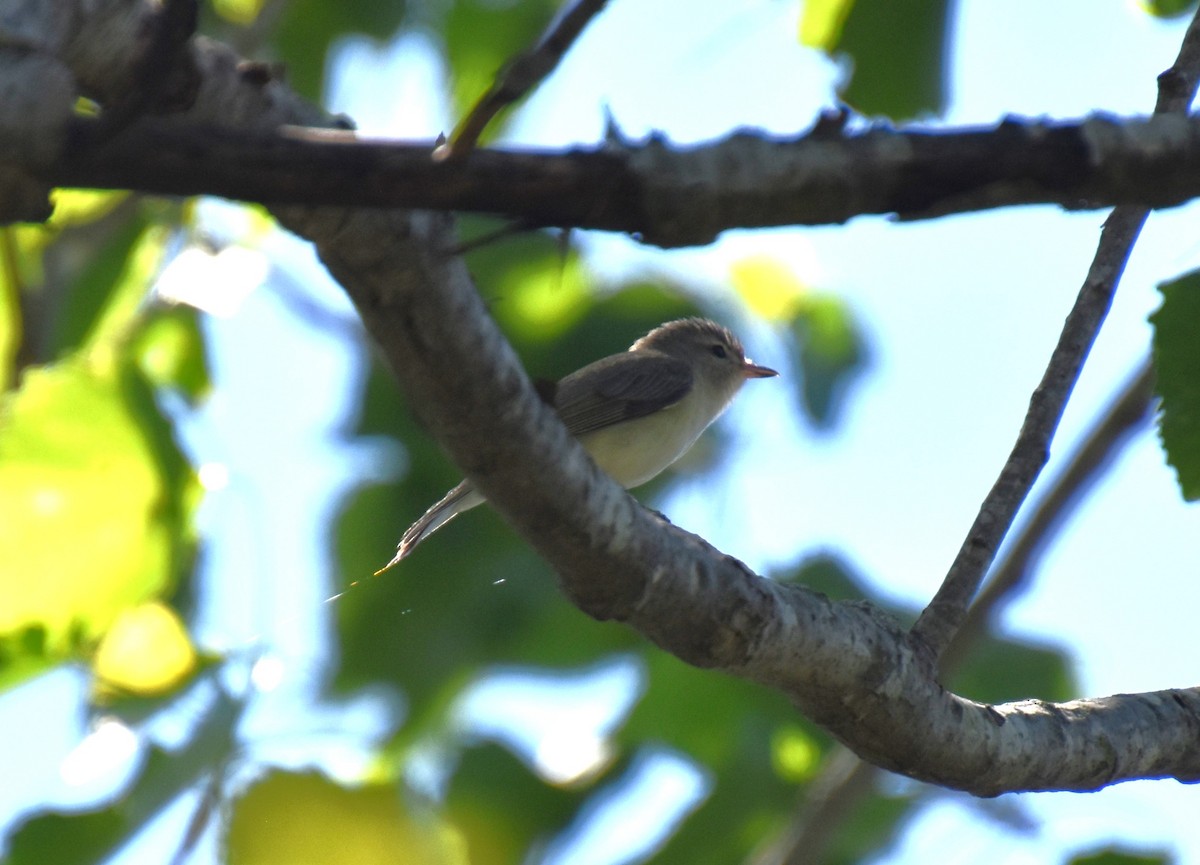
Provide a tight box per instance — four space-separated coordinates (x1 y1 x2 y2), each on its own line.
710 344 727 359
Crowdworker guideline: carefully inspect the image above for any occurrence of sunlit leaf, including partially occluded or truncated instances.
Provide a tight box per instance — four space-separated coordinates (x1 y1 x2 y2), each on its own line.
131 303 211 405
92 601 198 698
1136 0 1197 19
771 724 822 783
1150 269 1200 501
729 255 808 323
0 356 198 681
799 0 857 50
444 0 561 122
212 0 269 26
47 190 129 228
226 771 466 865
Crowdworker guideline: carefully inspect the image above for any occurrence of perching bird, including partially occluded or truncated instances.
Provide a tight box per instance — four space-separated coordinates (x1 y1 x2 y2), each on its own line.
376 317 777 573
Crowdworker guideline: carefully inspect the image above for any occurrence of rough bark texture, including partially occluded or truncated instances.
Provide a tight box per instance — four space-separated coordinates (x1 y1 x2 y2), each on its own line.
6 0 1200 795
22 112 1200 246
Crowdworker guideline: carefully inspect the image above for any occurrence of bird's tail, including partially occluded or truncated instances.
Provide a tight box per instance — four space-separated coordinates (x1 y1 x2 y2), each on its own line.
373 481 484 575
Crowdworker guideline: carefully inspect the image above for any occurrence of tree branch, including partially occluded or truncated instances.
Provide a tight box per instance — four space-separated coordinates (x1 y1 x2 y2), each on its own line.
18 0 1200 795
16 110 1200 245
911 6 1200 658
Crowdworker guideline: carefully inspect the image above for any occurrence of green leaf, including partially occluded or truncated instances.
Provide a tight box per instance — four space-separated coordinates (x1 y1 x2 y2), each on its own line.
50 214 161 359
0 355 198 685
1150 269 1200 501
817 0 952 120
789 294 870 430
951 634 1075 704
1068 847 1173 865
226 770 465 865
799 0 857 51
131 304 211 405
443 0 561 123
1135 0 1198 19
445 742 593 864
271 0 407 101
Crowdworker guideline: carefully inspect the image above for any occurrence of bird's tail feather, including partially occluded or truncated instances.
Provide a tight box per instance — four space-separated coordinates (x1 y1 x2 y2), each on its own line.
374 481 483 575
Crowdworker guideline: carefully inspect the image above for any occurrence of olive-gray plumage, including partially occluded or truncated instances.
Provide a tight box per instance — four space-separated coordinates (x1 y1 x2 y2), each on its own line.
376 318 777 573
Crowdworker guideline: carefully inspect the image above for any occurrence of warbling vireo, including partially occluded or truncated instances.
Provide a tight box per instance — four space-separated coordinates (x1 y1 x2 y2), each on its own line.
376 317 777 572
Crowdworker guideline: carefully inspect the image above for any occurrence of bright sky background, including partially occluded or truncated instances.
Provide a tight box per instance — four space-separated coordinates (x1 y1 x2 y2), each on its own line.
1 1 1198 864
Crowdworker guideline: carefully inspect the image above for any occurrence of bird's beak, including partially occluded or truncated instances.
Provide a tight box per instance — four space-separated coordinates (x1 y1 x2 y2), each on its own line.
742 359 778 379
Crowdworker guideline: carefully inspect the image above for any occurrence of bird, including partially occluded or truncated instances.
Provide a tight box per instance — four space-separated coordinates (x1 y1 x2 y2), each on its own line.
375 317 778 573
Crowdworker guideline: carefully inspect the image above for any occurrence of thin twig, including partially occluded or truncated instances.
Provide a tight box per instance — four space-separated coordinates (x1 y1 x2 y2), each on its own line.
437 0 609 161
910 7 1200 658
940 360 1156 675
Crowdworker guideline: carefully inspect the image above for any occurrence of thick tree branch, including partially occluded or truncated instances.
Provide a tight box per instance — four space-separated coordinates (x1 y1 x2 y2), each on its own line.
13 111 1200 245
17 0 1200 795
911 7 1200 657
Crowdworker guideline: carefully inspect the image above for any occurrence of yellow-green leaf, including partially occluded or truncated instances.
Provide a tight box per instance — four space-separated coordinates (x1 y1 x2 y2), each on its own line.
0 357 196 659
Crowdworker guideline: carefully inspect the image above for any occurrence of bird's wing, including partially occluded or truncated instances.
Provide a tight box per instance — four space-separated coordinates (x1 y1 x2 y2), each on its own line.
554 351 693 436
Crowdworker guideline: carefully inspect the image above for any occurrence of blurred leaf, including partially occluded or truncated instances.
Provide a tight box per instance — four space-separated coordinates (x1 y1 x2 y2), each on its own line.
821 790 918 865
1150 269 1200 501
445 742 593 865
787 295 870 430
729 255 807 323
617 652 819 865
47 190 129 229
0 355 199 686
271 0 407 101
443 0 561 124
7 688 242 865
951 634 1075 704
771 724 822 783
1136 0 1197 18
51 216 163 359
226 771 466 865
92 601 198 698
212 0 269 26
464 227 591 344
131 303 211 405
798 0 856 52
818 0 951 120
1068 847 1173 865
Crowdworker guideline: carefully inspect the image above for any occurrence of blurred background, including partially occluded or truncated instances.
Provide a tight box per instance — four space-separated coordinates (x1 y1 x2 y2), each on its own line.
2 0 1199 863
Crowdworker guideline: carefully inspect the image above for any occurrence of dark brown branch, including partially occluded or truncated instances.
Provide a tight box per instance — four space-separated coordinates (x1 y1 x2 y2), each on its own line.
25 110 1200 246
440 0 610 160
910 7 1200 658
